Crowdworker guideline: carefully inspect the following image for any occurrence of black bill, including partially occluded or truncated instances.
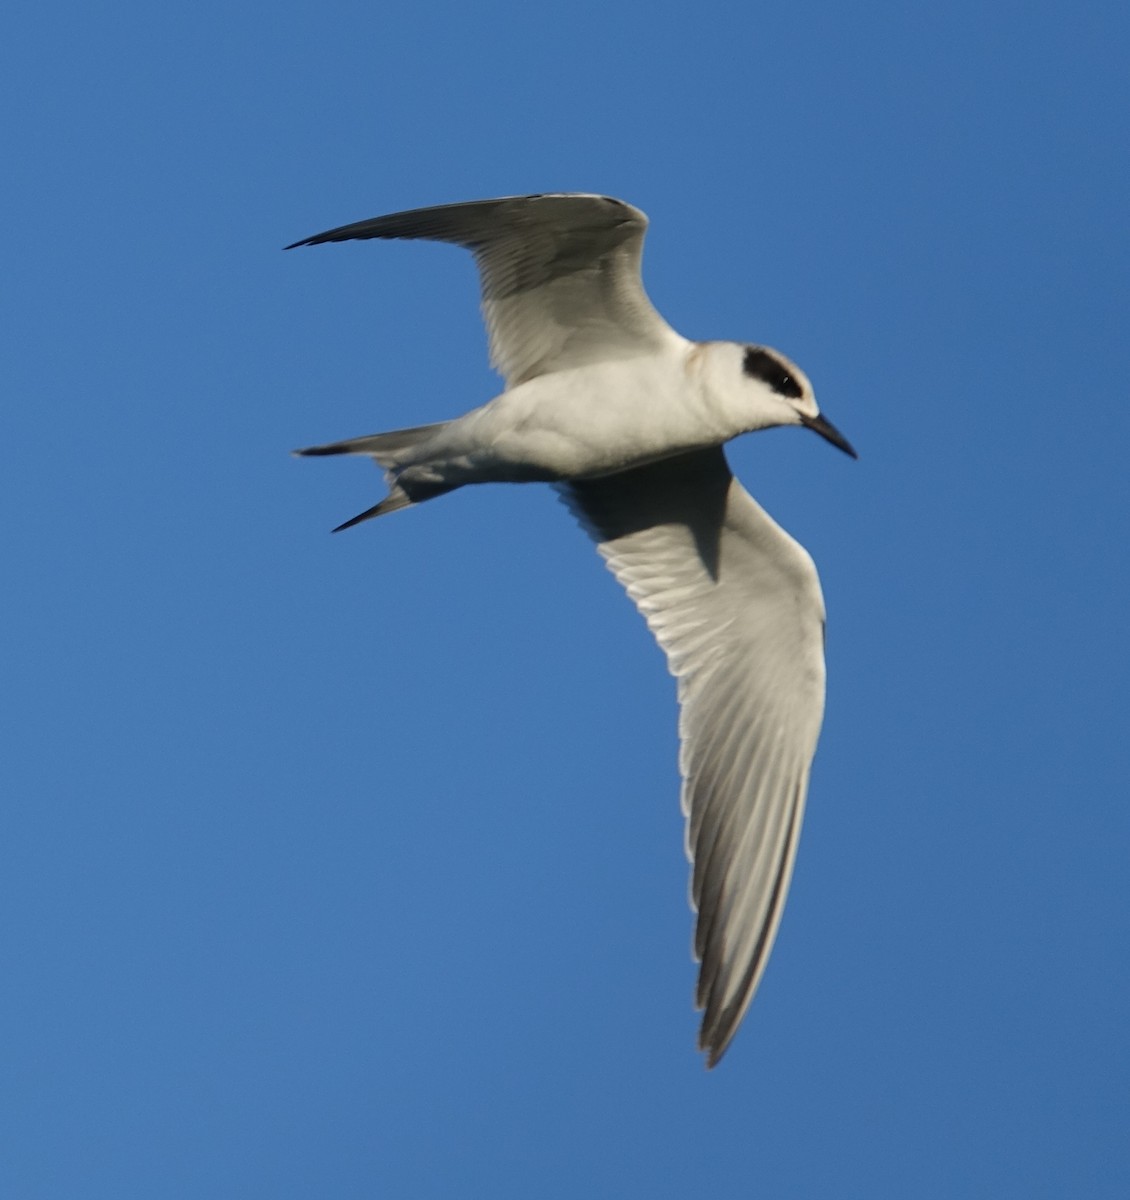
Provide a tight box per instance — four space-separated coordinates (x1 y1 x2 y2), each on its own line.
800 412 858 459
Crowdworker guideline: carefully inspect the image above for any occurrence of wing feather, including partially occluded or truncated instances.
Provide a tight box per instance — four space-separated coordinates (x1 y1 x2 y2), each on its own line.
287 193 676 386
561 448 827 1066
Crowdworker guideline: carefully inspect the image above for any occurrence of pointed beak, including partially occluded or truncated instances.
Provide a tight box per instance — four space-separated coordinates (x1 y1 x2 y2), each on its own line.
800 411 858 459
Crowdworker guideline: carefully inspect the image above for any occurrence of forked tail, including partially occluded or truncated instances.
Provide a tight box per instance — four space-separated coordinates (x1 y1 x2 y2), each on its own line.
295 421 450 466
294 420 455 531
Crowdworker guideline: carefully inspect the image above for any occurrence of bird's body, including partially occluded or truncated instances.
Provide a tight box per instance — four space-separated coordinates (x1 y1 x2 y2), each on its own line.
381 347 767 486
290 193 855 1066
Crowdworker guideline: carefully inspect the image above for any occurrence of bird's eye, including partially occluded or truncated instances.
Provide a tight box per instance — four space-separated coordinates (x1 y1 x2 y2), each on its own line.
743 348 803 399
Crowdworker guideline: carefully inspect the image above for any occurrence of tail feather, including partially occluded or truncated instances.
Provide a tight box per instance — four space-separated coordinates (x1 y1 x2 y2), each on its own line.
296 419 457 532
294 421 450 467
331 488 416 532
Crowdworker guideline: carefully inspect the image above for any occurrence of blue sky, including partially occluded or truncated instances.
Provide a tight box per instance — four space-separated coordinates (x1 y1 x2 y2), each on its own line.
3 1 1128 1195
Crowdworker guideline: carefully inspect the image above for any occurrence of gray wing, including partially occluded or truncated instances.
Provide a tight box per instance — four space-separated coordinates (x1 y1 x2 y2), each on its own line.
561 449 828 1067
287 193 676 386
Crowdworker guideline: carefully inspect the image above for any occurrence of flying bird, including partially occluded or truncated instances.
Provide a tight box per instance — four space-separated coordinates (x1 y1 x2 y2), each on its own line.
289 193 856 1066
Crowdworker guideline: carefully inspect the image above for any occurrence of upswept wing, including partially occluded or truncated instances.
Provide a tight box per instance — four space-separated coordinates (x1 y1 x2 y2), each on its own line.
287 193 676 386
561 449 828 1066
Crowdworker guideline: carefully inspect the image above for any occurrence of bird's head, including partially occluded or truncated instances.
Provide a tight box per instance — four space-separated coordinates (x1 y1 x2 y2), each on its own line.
696 342 857 458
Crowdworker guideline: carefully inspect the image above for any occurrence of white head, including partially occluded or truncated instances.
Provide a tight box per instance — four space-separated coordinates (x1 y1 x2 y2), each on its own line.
695 342 857 457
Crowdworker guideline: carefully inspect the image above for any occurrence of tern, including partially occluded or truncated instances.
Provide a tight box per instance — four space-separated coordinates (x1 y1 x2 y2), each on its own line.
289 193 856 1067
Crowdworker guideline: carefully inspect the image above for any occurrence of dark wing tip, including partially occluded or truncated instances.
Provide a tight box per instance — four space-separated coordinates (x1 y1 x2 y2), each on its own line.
285 230 342 250
283 193 646 253
697 1008 729 1068
283 219 382 250
697 1009 741 1070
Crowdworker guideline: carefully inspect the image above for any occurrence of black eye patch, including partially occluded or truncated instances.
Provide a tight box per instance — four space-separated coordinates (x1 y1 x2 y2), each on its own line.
743 347 803 399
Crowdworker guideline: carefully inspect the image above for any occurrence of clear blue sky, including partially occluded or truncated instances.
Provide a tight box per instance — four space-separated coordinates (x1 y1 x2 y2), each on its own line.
3 1 1128 1196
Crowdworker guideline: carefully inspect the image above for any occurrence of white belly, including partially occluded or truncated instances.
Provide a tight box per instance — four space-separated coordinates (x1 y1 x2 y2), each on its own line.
426 351 725 485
